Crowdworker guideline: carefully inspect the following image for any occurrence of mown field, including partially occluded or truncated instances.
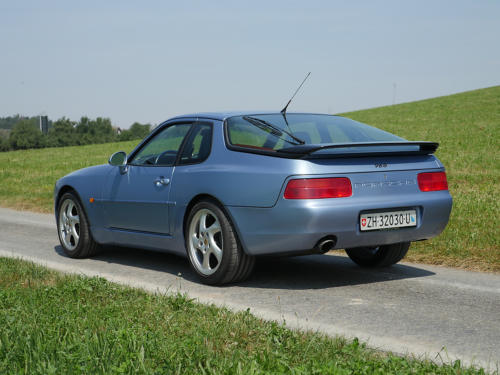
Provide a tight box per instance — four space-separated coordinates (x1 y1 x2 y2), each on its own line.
0 86 498 272
0 257 490 374
0 140 138 212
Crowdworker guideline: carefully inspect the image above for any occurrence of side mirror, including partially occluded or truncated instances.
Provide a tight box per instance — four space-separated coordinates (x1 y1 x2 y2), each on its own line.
108 151 128 174
109 151 127 166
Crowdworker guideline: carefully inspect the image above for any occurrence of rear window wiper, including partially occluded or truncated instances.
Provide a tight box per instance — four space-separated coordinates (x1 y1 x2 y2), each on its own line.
243 116 305 145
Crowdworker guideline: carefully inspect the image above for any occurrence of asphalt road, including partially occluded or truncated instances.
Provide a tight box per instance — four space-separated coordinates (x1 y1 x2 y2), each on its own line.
0 207 499 371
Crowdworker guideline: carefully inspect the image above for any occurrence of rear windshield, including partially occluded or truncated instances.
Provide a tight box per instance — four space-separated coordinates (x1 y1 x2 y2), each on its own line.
226 114 403 152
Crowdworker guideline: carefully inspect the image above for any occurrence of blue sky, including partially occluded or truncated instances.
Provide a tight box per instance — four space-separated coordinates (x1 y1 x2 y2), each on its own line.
1 0 499 128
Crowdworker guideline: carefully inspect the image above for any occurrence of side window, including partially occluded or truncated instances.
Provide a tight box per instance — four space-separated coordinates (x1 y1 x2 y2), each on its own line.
227 119 276 150
179 123 212 165
130 123 191 166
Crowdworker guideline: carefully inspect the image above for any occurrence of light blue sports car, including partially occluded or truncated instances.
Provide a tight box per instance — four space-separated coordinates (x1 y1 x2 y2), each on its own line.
54 112 452 284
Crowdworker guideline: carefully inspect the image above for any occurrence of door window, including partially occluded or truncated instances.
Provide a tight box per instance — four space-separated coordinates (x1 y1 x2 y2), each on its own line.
178 123 212 165
130 123 191 166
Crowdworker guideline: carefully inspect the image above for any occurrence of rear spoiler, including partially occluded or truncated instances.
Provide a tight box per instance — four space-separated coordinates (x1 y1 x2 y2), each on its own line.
278 141 439 158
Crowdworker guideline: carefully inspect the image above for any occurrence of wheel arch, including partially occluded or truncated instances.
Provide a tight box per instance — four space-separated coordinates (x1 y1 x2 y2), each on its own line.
182 194 250 254
55 185 85 220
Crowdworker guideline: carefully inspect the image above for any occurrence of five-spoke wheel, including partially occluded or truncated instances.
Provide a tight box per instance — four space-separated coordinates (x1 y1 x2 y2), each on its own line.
57 192 101 258
185 200 255 284
188 208 223 276
58 199 81 251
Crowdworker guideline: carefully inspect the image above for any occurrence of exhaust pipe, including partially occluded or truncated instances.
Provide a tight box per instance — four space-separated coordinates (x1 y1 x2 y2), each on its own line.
315 236 337 254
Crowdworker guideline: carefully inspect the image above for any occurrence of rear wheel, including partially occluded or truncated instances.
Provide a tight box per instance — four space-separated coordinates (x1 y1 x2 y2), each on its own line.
345 242 410 267
185 200 254 285
57 192 102 258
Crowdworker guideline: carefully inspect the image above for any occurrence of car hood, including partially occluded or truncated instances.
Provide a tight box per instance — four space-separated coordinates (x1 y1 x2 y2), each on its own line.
60 164 111 179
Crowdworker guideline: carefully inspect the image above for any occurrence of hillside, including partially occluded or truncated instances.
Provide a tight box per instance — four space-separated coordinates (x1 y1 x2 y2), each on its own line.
0 86 498 271
343 85 500 271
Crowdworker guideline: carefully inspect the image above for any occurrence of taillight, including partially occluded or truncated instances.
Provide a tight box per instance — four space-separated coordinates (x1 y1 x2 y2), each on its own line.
284 178 352 199
418 172 448 192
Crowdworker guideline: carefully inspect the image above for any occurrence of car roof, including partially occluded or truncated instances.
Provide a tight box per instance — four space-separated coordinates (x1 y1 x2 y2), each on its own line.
168 111 337 122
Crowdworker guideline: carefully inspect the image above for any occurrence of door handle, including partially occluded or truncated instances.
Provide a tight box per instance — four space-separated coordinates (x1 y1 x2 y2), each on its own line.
154 177 170 187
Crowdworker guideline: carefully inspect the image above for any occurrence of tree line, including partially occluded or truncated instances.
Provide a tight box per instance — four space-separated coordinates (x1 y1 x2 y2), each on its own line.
0 116 151 152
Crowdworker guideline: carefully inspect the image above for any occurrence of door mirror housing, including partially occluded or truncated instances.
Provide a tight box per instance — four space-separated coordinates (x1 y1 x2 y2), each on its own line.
109 151 127 166
108 151 128 174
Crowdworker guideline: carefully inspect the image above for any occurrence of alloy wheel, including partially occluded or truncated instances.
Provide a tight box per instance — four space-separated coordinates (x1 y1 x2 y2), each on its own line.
187 208 223 275
58 199 80 251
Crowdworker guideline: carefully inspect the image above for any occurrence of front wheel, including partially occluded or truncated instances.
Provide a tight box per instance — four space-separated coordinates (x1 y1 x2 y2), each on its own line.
345 242 410 267
57 192 102 258
185 200 254 285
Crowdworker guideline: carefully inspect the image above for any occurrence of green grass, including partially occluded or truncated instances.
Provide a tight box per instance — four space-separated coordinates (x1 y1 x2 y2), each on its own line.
0 140 139 212
342 86 499 271
0 86 498 271
0 257 491 374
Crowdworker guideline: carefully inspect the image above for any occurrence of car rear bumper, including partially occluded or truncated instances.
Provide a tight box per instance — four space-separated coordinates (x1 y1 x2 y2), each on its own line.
226 191 452 256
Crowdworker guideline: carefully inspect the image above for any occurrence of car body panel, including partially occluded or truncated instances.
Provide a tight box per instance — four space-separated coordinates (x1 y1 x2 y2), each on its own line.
101 165 174 234
227 188 452 255
54 164 111 228
54 112 453 258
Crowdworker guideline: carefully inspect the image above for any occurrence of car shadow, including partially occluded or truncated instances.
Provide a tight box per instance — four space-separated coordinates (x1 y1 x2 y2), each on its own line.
245 253 435 290
54 246 435 290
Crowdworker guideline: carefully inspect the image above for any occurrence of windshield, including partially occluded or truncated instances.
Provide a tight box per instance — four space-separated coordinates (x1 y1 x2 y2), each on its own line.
226 114 404 152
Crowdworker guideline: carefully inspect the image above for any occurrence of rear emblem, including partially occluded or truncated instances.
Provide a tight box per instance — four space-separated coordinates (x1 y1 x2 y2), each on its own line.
354 179 417 189
375 163 388 168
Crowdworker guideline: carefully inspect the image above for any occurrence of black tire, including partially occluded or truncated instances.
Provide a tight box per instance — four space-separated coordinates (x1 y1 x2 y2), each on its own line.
185 200 254 285
345 242 410 267
56 192 102 258
232 248 256 283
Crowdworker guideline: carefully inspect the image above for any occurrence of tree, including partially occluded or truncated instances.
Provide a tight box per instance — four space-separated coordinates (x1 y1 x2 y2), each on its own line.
0 115 52 131
9 119 44 150
47 118 77 147
75 117 117 145
92 117 116 143
0 136 10 152
119 122 152 141
0 114 22 130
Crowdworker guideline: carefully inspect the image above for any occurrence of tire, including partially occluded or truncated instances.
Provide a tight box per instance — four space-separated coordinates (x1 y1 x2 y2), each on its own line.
57 192 102 258
345 242 410 267
185 200 254 285
232 248 256 283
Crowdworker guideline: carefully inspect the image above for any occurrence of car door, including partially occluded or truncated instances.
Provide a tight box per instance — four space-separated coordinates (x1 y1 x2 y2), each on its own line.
103 122 192 234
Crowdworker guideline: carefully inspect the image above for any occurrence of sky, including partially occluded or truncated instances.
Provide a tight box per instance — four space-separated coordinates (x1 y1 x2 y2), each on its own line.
1 0 499 128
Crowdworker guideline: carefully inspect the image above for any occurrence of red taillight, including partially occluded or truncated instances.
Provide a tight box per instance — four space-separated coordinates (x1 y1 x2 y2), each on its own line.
284 178 352 199
418 172 448 192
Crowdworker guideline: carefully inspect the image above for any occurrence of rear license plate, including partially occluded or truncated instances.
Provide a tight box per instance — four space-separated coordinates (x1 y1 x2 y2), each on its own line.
360 210 417 231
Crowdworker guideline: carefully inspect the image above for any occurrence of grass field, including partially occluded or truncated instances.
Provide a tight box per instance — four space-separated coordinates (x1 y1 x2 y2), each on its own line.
0 86 498 271
0 140 138 212
0 257 490 374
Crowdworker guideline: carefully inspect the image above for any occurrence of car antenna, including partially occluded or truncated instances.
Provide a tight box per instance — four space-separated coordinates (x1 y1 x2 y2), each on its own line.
280 72 310 142
280 72 311 115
